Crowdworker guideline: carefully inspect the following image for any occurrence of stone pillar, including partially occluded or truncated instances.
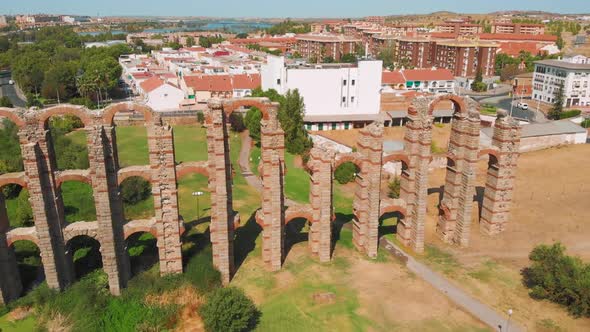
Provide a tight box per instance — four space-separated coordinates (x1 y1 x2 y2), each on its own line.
480 112 521 235
451 111 480 247
309 148 333 262
352 123 383 258
397 100 432 253
87 125 129 295
205 101 234 283
147 118 183 275
260 105 285 271
19 126 73 290
0 193 22 304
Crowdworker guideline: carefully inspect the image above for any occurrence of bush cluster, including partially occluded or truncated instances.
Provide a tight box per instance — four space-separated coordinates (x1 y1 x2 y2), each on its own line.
199 287 260 332
522 243 590 318
559 109 582 119
334 162 359 184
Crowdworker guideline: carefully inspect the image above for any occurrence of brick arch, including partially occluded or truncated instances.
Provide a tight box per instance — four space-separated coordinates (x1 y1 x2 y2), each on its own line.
124 228 158 241
55 171 92 188
63 222 100 243
117 167 152 186
103 102 153 126
428 94 467 116
379 203 407 220
0 108 26 128
222 98 275 120
38 104 94 128
333 153 364 171
284 206 314 225
6 232 39 248
0 174 27 190
176 162 209 179
478 148 500 160
382 153 410 166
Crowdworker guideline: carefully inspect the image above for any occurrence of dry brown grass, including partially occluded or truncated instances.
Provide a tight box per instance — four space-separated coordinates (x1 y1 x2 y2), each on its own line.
146 286 205 332
422 144 590 331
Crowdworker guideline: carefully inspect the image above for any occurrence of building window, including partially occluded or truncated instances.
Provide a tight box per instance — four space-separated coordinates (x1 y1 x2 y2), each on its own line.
277 79 281 84
318 123 324 131
332 123 337 130
343 79 347 86
344 122 350 129
351 79 356 86
306 123 312 130
351 96 355 103
342 97 346 103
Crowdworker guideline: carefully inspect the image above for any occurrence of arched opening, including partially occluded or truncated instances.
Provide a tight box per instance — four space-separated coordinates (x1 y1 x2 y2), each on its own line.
46 114 89 171
333 158 363 249
126 231 158 277
3 185 34 228
11 240 43 294
119 176 154 221
104 104 152 168
178 172 211 258
59 181 97 223
379 211 404 242
173 125 209 163
67 235 102 280
285 218 310 260
0 117 23 173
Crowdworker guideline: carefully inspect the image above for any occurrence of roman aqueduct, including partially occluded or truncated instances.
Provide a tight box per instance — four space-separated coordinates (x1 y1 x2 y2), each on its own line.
0 94 521 303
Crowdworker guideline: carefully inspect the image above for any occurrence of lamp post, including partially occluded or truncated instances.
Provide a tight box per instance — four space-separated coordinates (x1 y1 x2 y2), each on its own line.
192 191 204 223
506 308 513 332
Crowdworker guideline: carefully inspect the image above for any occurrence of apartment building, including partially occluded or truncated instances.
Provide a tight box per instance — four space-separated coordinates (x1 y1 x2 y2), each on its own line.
382 68 456 93
532 56 590 107
435 22 483 35
492 23 546 35
0 16 8 28
295 34 360 62
396 37 437 68
434 40 498 77
262 56 383 130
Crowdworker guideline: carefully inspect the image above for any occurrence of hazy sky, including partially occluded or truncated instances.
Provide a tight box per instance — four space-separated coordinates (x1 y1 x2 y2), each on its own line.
1 0 589 18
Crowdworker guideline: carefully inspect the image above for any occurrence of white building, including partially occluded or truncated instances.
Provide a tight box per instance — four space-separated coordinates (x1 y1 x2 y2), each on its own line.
261 56 383 130
533 56 590 107
139 77 185 111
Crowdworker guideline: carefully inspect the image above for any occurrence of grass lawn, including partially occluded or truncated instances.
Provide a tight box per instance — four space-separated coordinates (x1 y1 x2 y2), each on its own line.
61 181 97 222
0 315 36 332
250 146 310 204
177 173 211 233
171 125 208 163
123 196 155 221
67 130 87 146
115 126 149 167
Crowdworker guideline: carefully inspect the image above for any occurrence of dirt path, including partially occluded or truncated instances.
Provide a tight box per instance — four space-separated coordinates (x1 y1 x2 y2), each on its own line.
381 238 523 332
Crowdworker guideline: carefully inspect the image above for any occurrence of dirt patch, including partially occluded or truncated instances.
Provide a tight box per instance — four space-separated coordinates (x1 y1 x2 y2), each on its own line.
313 125 452 151
146 286 205 332
423 144 590 331
7 307 32 322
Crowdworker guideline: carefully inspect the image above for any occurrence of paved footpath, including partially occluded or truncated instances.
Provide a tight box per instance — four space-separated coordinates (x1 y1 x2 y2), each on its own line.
380 238 525 332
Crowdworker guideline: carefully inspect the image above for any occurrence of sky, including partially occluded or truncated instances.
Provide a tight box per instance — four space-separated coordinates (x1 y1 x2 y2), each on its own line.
1 0 589 18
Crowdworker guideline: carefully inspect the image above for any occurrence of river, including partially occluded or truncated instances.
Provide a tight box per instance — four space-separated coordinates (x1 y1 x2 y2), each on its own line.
78 21 273 36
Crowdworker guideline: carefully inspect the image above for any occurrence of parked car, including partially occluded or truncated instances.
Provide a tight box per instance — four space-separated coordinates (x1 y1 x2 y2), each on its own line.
517 102 528 110
8 80 14 85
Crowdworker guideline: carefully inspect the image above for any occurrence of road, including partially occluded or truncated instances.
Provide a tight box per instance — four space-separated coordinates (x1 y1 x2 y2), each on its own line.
0 75 26 108
381 238 524 332
478 94 547 123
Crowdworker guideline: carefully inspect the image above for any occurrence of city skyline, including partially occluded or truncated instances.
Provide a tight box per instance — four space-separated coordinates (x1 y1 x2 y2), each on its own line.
1 0 588 18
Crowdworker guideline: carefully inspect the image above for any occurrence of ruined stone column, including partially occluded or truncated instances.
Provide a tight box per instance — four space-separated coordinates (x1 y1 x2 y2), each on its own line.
87 125 129 295
480 111 521 235
0 193 22 304
260 105 285 271
19 124 73 290
147 117 183 275
397 99 432 253
353 123 383 258
309 148 333 262
451 111 481 247
205 100 234 283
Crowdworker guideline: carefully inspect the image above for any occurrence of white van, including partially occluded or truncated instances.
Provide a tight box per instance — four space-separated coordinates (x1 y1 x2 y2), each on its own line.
517 102 528 110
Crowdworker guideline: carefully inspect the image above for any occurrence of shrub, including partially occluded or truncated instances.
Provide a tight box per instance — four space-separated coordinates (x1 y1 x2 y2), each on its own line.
388 177 401 199
197 112 205 124
0 96 13 107
120 177 151 204
522 243 590 318
244 107 262 142
581 119 590 128
199 287 260 332
559 109 582 119
229 112 246 132
334 162 359 184
69 97 97 110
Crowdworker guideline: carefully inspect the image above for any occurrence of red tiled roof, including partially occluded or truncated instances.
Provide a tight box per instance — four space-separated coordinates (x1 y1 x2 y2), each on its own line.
429 32 459 39
181 47 206 52
184 75 233 92
232 74 261 90
131 72 154 79
140 76 164 93
478 33 557 42
402 68 455 81
498 42 541 57
382 71 406 85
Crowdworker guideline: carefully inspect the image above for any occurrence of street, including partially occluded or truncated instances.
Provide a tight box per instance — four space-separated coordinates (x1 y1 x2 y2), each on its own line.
0 75 26 108
477 94 547 123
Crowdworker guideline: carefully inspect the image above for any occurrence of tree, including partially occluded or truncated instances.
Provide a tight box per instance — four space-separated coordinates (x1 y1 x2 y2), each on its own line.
199 287 260 332
244 107 262 142
471 69 487 92
522 243 590 318
120 177 151 205
334 162 359 184
278 89 312 155
548 83 565 120
229 112 246 132
340 53 357 63
235 33 249 39
185 36 195 47
0 96 13 108
388 177 401 199
322 56 335 63
377 47 394 69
